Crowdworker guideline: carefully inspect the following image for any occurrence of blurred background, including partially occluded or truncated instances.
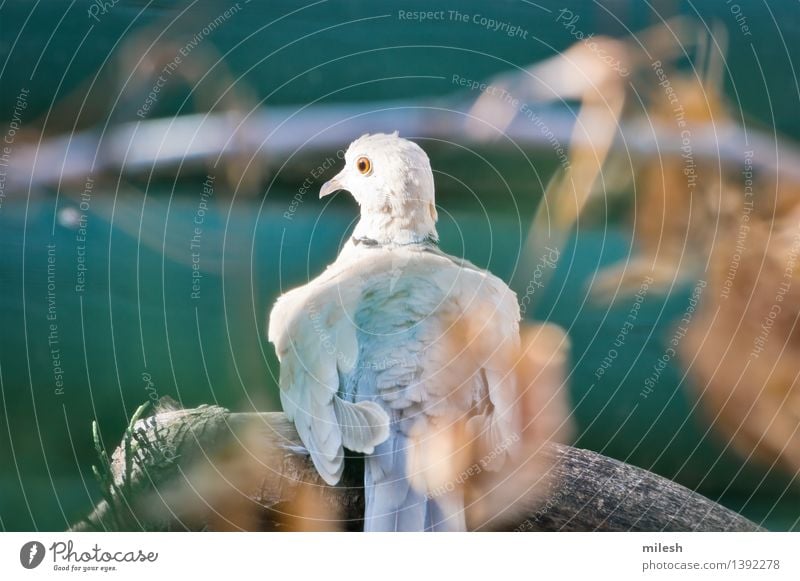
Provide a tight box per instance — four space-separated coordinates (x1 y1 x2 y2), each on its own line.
1 0 800 531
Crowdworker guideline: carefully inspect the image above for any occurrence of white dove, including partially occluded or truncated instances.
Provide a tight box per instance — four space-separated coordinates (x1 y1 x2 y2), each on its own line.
268 133 523 531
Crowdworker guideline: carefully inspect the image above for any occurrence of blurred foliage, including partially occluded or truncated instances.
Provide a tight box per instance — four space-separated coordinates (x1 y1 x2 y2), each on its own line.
1 1 800 137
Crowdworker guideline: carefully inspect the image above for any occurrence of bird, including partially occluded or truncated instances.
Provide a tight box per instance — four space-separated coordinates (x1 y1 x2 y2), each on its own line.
268 132 528 531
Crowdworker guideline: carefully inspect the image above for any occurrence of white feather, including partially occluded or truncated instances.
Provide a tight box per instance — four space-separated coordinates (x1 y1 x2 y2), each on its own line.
268 133 526 529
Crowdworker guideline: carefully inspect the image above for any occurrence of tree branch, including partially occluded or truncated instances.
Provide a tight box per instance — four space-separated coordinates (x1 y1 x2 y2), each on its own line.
71 404 761 532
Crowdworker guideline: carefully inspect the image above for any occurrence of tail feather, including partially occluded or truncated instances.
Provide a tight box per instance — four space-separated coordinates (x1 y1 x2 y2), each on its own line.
333 396 390 454
364 433 466 532
425 490 466 532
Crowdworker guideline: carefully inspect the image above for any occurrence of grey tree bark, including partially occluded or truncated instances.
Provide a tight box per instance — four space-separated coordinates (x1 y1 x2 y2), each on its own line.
70 403 762 532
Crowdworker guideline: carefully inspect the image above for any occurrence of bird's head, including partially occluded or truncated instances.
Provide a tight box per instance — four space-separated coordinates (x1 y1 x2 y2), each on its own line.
320 132 438 245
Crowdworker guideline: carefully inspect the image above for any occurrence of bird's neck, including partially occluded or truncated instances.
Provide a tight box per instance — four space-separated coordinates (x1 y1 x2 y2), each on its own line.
353 206 438 246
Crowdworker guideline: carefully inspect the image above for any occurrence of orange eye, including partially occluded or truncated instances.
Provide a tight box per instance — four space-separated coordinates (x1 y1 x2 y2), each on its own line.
356 156 372 175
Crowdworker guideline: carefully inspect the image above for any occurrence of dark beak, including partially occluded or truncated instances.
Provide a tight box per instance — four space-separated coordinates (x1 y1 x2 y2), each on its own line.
319 170 346 198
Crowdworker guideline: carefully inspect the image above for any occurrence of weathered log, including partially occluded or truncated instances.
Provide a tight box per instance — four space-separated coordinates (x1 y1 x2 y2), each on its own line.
70 404 762 532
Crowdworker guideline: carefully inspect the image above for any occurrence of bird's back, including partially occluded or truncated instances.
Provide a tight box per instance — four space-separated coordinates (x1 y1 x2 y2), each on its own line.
269 242 521 530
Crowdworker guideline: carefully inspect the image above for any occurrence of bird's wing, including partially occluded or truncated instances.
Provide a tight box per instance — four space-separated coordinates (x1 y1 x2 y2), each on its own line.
350 248 525 506
352 248 523 465
427 250 523 461
269 247 522 484
268 262 390 485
